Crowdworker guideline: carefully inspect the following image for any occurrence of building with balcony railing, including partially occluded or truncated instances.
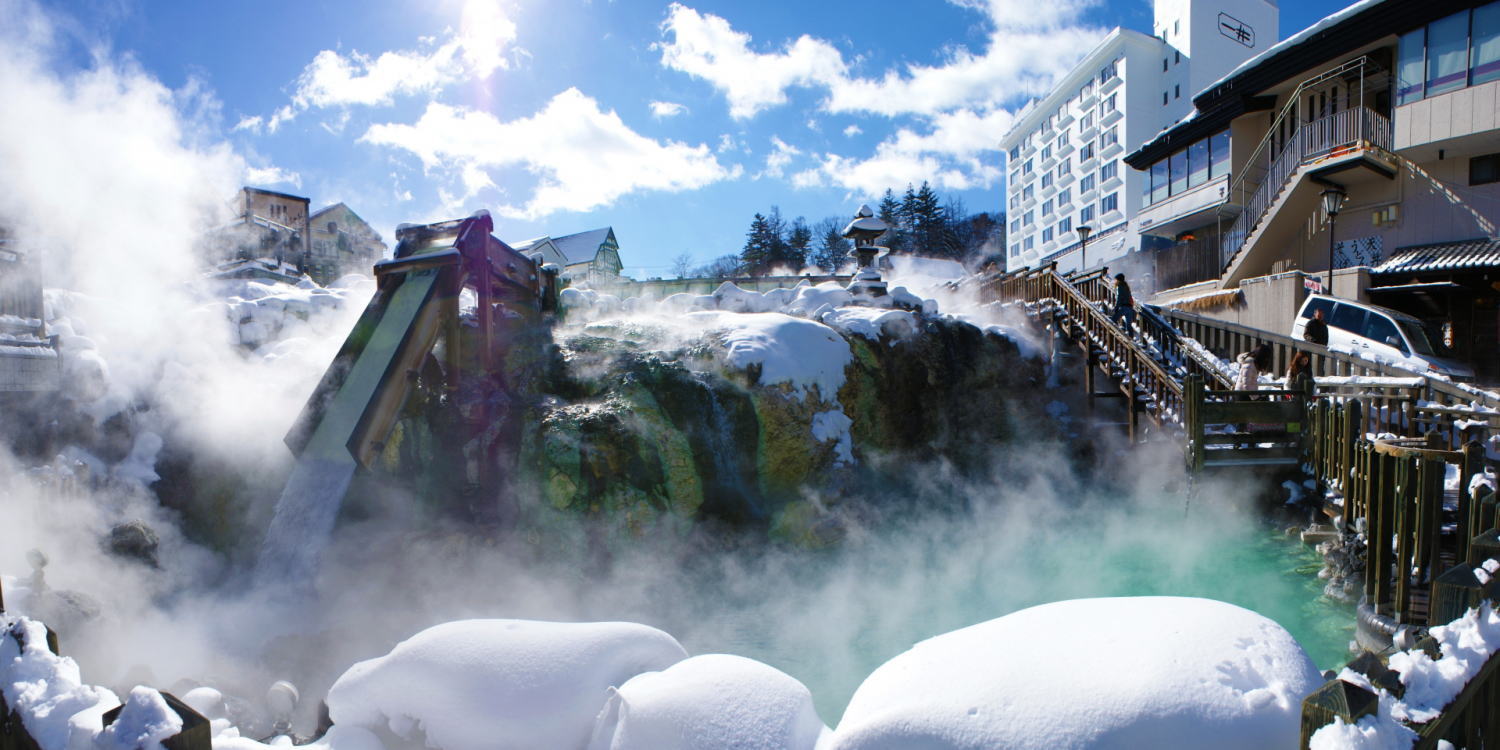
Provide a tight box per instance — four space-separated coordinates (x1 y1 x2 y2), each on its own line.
1126 0 1500 382
998 0 1278 274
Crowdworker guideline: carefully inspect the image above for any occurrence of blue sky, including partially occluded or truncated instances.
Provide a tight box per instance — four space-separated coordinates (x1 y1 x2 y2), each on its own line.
39 0 1352 278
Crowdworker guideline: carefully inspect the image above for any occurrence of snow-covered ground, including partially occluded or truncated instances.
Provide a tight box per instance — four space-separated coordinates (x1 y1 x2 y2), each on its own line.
3 596 1335 750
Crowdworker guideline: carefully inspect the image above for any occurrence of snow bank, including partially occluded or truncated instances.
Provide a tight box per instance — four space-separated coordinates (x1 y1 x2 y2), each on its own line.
587 654 831 750
830 597 1322 750
0 616 120 750
821 308 918 342
97 687 182 750
686 312 851 401
325 619 688 750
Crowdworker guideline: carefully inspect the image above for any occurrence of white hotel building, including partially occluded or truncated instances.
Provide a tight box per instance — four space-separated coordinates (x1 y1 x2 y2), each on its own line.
1000 0 1280 273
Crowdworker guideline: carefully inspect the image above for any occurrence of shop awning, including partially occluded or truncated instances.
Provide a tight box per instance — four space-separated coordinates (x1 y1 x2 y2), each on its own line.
1373 238 1500 276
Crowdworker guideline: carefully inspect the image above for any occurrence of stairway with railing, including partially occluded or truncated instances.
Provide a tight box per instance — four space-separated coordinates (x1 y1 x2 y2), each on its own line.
1216 56 1393 278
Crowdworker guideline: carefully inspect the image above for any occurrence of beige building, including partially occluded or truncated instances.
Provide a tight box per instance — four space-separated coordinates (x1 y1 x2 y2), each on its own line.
306 203 387 285
511 227 624 286
206 187 312 269
1124 0 1500 380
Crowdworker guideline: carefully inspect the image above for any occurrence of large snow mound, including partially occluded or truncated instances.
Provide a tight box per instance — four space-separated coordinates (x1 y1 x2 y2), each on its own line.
830 596 1322 750
0 616 121 750
587 653 831 750
325 619 687 750
685 311 851 401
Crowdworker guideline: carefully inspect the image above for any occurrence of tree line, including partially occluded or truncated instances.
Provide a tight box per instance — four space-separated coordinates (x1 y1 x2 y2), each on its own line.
674 181 1005 278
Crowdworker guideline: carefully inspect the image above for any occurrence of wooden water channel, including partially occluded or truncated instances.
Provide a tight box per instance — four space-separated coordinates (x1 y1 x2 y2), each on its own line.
982 263 1500 746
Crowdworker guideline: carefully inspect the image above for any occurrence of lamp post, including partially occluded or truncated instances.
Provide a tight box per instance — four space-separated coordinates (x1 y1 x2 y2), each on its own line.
1320 187 1347 295
1076 225 1093 273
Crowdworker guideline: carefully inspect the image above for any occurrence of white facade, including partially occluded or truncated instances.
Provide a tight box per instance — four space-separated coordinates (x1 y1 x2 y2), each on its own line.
999 0 1278 273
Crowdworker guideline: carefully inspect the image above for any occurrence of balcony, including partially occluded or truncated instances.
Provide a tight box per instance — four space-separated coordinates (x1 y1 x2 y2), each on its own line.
1100 107 1123 127
1078 88 1098 109
1056 109 1075 128
1101 169 1124 191
1057 171 1076 187
1041 181 1058 198
1100 74 1122 94
1100 140 1123 159
1021 139 1038 157
1040 151 1057 169
1055 141 1075 158
1079 153 1099 173
1078 121 1099 141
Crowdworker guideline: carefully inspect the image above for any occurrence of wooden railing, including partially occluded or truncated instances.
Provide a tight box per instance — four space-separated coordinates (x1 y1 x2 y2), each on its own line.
1183 375 1311 471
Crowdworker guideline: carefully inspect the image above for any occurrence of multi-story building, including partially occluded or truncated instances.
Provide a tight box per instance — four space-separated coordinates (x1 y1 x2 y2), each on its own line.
1125 0 1500 381
306 203 388 285
205 187 312 270
999 0 1278 273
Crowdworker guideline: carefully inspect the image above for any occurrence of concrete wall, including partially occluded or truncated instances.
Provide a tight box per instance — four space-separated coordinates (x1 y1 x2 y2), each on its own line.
1179 266 1369 335
1395 79 1500 151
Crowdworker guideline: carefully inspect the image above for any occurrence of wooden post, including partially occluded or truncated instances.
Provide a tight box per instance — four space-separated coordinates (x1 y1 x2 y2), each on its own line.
1458 441 1485 562
1186 375 1204 472
1300 680 1379 749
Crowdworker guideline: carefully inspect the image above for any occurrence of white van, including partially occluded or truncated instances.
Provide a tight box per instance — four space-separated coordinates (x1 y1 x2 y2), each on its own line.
1291 295 1474 380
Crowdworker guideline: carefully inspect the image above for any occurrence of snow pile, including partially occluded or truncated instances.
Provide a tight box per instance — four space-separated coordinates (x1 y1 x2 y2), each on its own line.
214 275 375 351
587 654 831 750
830 597 1322 750
821 307 918 342
97 686 183 750
325 619 688 750
0 615 120 750
685 311 852 401
811 409 855 465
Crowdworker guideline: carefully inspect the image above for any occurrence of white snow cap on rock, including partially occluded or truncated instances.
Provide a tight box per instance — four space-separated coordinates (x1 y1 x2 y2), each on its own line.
97 687 183 750
830 596 1322 750
686 311 851 401
325 619 688 750
0 616 121 750
587 653 831 750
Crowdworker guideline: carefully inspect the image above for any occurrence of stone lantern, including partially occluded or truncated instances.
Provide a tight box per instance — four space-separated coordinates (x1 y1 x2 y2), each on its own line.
842 204 890 299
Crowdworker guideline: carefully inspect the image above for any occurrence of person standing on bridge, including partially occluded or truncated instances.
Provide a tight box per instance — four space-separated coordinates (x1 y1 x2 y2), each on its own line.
1304 308 1329 346
1108 273 1135 333
1234 343 1272 396
1284 352 1313 398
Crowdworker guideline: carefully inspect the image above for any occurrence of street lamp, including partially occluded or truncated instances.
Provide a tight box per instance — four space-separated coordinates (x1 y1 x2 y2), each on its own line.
1076 225 1093 273
1320 187 1347 294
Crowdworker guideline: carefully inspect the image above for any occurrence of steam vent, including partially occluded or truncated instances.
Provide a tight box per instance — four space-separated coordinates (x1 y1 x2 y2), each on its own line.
7 0 1500 748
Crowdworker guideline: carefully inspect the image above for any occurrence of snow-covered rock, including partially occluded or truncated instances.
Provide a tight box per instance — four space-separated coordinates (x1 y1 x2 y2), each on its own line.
587 654 831 750
829 597 1322 750
97 687 183 750
685 311 851 401
325 619 688 750
0 616 121 750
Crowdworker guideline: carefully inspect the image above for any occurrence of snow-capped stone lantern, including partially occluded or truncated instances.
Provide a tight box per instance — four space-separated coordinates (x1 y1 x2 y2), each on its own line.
842 204 889 300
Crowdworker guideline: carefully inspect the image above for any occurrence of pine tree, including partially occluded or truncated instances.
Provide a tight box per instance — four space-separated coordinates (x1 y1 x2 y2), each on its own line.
876 189 905 253
811 217 849 272
787 217 812 269
741 213 776 275
765 206 793 270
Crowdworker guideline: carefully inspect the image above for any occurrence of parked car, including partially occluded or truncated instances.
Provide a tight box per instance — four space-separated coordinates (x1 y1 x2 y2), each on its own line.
1290 295 1474 380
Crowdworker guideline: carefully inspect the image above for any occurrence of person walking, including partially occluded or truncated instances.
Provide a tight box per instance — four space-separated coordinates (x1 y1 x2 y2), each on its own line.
1109 273 1136 332
1304 308 1329 346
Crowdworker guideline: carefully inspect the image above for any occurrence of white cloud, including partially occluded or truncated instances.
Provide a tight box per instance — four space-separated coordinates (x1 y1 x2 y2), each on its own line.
656 2 1102 119
656 2 846 119
759 135 800 179
250 0 519 130
793 107 1012 194
843 124 862 137
361 88 738 219
244 164 302 189
650 100 687 118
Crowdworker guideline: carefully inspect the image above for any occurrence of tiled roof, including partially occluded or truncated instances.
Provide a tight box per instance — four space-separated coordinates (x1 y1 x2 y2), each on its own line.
551 227 613 264
1372 238 1500 276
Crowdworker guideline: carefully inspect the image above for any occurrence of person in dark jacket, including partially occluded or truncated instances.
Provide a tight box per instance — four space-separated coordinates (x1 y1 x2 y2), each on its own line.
1303 308 1329 346
1109 273 1135 331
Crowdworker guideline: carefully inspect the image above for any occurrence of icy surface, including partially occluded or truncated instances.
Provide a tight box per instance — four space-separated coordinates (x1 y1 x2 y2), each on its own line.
811 409 855 465
587 654 831 750
830 597 1321 750
325 619 688 750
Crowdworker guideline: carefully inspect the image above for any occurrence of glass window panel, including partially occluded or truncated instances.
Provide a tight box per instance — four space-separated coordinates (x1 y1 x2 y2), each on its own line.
1209 130 1230 179
1363 315 1404 352
1398 28 1426 104
1169 150 1187 195
1187 139 1209 187
1473 2 1500 85
1151 159 1169 204
1428 11 1470 97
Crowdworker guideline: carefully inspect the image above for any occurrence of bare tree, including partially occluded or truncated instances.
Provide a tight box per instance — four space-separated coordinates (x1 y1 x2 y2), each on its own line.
670 253 694 279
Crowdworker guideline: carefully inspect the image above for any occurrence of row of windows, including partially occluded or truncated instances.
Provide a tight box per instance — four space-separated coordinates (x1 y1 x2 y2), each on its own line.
1007 61 1122 160
1012 157 1123 211
1142 129 1231 207
1009 126 1121 197
1397 2 1500 106
1008 193 1123 257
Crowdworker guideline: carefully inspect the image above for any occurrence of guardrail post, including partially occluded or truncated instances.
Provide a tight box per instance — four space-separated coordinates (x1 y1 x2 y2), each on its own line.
1300 679 1379 749
1457 441 1486 564
1185 375 1203 472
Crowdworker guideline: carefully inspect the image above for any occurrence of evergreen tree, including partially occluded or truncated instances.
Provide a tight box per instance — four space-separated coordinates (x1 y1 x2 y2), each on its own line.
787 217 812 269
876 189 905 253
811 217 850 272
764 206 793 270
741 213 776 275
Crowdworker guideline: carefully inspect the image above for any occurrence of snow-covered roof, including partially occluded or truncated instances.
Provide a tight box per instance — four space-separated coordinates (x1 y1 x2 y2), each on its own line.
551 228 615 265
1201 0 1386 98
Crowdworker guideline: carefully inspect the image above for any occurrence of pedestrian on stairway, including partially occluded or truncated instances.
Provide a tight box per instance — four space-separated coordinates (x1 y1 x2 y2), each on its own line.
1234 343 1272 397
1303 308 1329 346
1109 273 1135 332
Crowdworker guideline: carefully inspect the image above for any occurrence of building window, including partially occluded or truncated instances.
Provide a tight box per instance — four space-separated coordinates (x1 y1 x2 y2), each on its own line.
1471 152 1500 184
1080 142 1095 160
1428 10 1470 98
1024 210 1034 226
1080 205 1095 224
1209 129 1230 179
1042 227 1054 243
1057 131 1069 147
1042 199 1054 216
1149 159 1168 205
1080 174 1096 193
1042 173 1054 189
1009 146 1021 161
1024 159 1033 174
1010 220 1021 234
1398 28 1426 105
1476 3 1500 85
1102 127 1118 147
1164 91 1169 105
1169 150 1187 195
1102 93 1117 113
1042 145 1052 160
1056 159 1069 177
1100 161 1117 182
1023 185 1034 200
1057 188 1071 206
1058 217 1072 235
1174 84 1180 99
1101 192 1118 214
1024 236 1035 250
1163 58 1169 72
1175 50 1181 64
